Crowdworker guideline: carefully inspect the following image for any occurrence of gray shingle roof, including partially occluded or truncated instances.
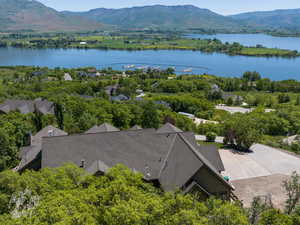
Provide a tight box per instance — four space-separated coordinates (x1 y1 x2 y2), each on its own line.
42 131 176 180
31 125 68 146
129 125 142 130
18 126 67 171
156 123 183 134
19 123 232 193
0 99 54 115
40 127 232 192
85 123 120 134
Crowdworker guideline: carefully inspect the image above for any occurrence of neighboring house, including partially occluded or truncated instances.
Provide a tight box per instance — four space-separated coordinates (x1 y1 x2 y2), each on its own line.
179 112 219 125
111 94 130 102
18 123 234 200
136 93 146 99
283 135 300 146
105 85 118 96
31 71 46 77
154 100 171 109
136 89 143 94
216 105 275 114
0 99 55 115
77 71 88 77
222 93 244 102
211 84 221 92
179 112 195 119
64 73 73 81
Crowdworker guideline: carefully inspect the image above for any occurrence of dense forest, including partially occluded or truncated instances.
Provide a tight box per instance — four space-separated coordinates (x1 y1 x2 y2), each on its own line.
0 164 299 225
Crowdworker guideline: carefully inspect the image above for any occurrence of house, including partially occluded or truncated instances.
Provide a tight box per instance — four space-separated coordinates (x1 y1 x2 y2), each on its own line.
18 123 234 199
179 112 195 120
0 99 54 115
18 125 68 171
179 112 219 125
105 85 118 96
222 93 244 103
31 71 46 77
77 71 88 77
154 100 171 109
64 73 73 81
111 94 130 102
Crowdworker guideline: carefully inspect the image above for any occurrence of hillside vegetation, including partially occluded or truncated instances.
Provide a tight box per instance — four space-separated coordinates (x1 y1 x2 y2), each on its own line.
0 0 103 32
63 5 249 32
231 9 300 31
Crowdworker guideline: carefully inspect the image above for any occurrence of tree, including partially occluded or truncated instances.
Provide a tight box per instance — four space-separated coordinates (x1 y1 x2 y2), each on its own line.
206 132 217 142
112 105 132 129
283 172 300 214
32 105 43 131
223 114 261 151
296 96 300 106
226 97 234 106
54 102 64 130
247 196 273 224
0 164 252 225
242 71 261 82
141 101 160 129
259 209 293 225
0 128 18 171
278 94 291 104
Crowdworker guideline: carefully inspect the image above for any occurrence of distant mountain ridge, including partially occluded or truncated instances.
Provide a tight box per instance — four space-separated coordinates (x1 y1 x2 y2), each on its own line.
230 9 300 30
0 0 103 32
63 5 248 32
0 1 300 33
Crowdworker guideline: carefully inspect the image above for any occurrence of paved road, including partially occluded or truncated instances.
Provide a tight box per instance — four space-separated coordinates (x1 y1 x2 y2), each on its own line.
220 144 300 181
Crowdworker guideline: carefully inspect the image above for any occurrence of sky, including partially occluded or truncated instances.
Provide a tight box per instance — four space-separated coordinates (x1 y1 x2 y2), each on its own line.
38 0 300 15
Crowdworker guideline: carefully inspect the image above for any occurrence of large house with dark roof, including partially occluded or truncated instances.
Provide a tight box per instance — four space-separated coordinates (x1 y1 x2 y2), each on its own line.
0 99 54 115
18 123 234 200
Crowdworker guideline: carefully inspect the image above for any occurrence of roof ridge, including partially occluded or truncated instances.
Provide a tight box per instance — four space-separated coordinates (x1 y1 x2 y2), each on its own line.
158 134 178 178
43 128 159 139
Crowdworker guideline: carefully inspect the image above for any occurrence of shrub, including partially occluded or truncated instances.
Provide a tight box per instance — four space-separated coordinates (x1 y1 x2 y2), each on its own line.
206 132 217 142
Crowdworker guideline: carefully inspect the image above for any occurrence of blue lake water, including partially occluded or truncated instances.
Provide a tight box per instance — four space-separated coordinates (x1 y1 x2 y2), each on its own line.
0 34 300 81
185 33 300 51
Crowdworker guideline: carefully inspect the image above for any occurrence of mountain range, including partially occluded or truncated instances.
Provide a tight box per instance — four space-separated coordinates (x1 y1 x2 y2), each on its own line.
0 0 300 33
0 0 103 32
230 9 300 31
63 5 246 32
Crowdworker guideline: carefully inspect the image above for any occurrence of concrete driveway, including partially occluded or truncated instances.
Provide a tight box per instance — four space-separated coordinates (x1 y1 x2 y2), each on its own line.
232 174 289 209
220 144 300 181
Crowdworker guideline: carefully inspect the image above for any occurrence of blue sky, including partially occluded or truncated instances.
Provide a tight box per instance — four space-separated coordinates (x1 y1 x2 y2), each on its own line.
39 0 300 15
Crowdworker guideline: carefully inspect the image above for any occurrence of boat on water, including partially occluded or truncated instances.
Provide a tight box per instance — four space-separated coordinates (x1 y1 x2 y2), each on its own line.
136 65 149 70
183 68 193 72
123 64 135 69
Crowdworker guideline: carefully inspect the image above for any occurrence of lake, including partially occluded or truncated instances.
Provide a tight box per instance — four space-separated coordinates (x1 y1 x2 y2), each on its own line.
185 33 300 51
0 38 300 81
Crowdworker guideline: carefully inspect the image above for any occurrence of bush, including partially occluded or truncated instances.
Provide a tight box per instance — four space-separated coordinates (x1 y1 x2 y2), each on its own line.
206 132 217 142
291 142 300 154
